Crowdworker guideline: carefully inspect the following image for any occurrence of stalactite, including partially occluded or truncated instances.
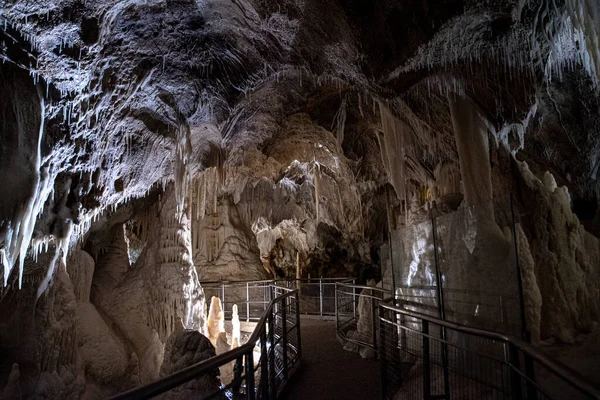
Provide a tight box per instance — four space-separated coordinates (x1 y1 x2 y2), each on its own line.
0 93 56 289
313 162 321 222
213 168 218 215
174 124 192 216
36 222 73 300
332 97 347 149
565 0 600 87
295 251 301 281
447 92 493 207
336 184 345 223
377 101 408 203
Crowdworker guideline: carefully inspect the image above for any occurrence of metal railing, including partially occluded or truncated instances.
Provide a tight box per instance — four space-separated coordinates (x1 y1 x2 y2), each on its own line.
201 278 353 320
395 286 521 335
280 278 354 317
111 284 301 400
335 282 392 355
379 302 600 400
201 280 275 322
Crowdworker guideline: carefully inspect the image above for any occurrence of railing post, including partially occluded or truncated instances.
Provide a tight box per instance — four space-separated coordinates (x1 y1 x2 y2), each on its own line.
500 296 508 333
268 311 276 399
319 278 323 316
245 350 255 400
295 291 302 361
260 329 269 399
232 355 244 396
524 352 538 400
221 283 225 308
423 320 431 400
246 282 250 322
508 343 524 400
264 283 267 312
353 285 356 319
431 215 450 399
400 313 406 351
379 305 388 399
335 283 339 335
282 297 289 380
371 289 378 357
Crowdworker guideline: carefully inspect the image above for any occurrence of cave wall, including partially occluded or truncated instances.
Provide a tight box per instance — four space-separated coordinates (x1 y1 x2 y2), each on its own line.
0 0 600 396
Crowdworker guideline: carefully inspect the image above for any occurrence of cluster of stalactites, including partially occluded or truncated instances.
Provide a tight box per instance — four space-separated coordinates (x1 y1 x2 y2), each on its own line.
0 96 48 289
564 0 600 87
190 167 226 221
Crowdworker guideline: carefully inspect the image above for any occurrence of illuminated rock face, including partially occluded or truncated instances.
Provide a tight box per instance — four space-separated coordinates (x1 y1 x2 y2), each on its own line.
207 296 225 341
89 188 207 383
0 0 600 395
159 330 221 400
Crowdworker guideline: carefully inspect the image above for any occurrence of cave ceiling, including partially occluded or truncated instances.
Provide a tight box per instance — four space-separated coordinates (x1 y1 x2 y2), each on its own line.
0 0 599 285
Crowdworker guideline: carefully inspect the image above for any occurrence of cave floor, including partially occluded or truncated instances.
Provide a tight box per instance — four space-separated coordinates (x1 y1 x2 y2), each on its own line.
281 317 381 400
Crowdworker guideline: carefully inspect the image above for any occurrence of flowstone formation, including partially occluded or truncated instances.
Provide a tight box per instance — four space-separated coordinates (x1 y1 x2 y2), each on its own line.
1 0 600 396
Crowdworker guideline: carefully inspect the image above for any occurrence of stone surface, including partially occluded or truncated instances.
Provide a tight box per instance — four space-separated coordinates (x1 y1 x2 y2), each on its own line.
158 330 221 400
0 0 599 394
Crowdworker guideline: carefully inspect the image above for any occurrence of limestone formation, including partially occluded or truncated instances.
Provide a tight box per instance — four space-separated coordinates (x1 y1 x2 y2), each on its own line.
207 296 225 342
1 0 600 396
158 330 221 400
231 305 241 349
3 364 22 400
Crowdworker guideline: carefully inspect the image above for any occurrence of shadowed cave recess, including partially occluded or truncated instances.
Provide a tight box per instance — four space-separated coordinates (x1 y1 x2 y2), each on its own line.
0 0 600 398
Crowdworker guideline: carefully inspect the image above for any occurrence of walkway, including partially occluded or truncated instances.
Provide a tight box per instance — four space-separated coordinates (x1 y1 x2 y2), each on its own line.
282 317 381 400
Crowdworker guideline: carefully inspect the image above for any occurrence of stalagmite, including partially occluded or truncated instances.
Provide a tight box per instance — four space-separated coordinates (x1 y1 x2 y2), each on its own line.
231 304 240 349
3 0 600 395
2 363 21 400
207 296 225 340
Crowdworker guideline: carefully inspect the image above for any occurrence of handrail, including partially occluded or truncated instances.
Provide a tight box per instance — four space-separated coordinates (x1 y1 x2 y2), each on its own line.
200 279 276 285
380 302 600 400
395 285 507 296
200 278 353 285
201 277 354 318
110 286 298 400
336 282 393 294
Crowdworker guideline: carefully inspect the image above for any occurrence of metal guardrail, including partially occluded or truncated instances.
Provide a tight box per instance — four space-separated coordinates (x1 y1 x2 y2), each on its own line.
201 280 275 322
379 302 600 400
110 284 301 400
395 285 521 335
201 278 353 320
279 278 354 317
335 282 392 355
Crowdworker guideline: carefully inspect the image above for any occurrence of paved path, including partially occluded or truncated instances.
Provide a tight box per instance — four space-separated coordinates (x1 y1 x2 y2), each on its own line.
281 318 381 400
